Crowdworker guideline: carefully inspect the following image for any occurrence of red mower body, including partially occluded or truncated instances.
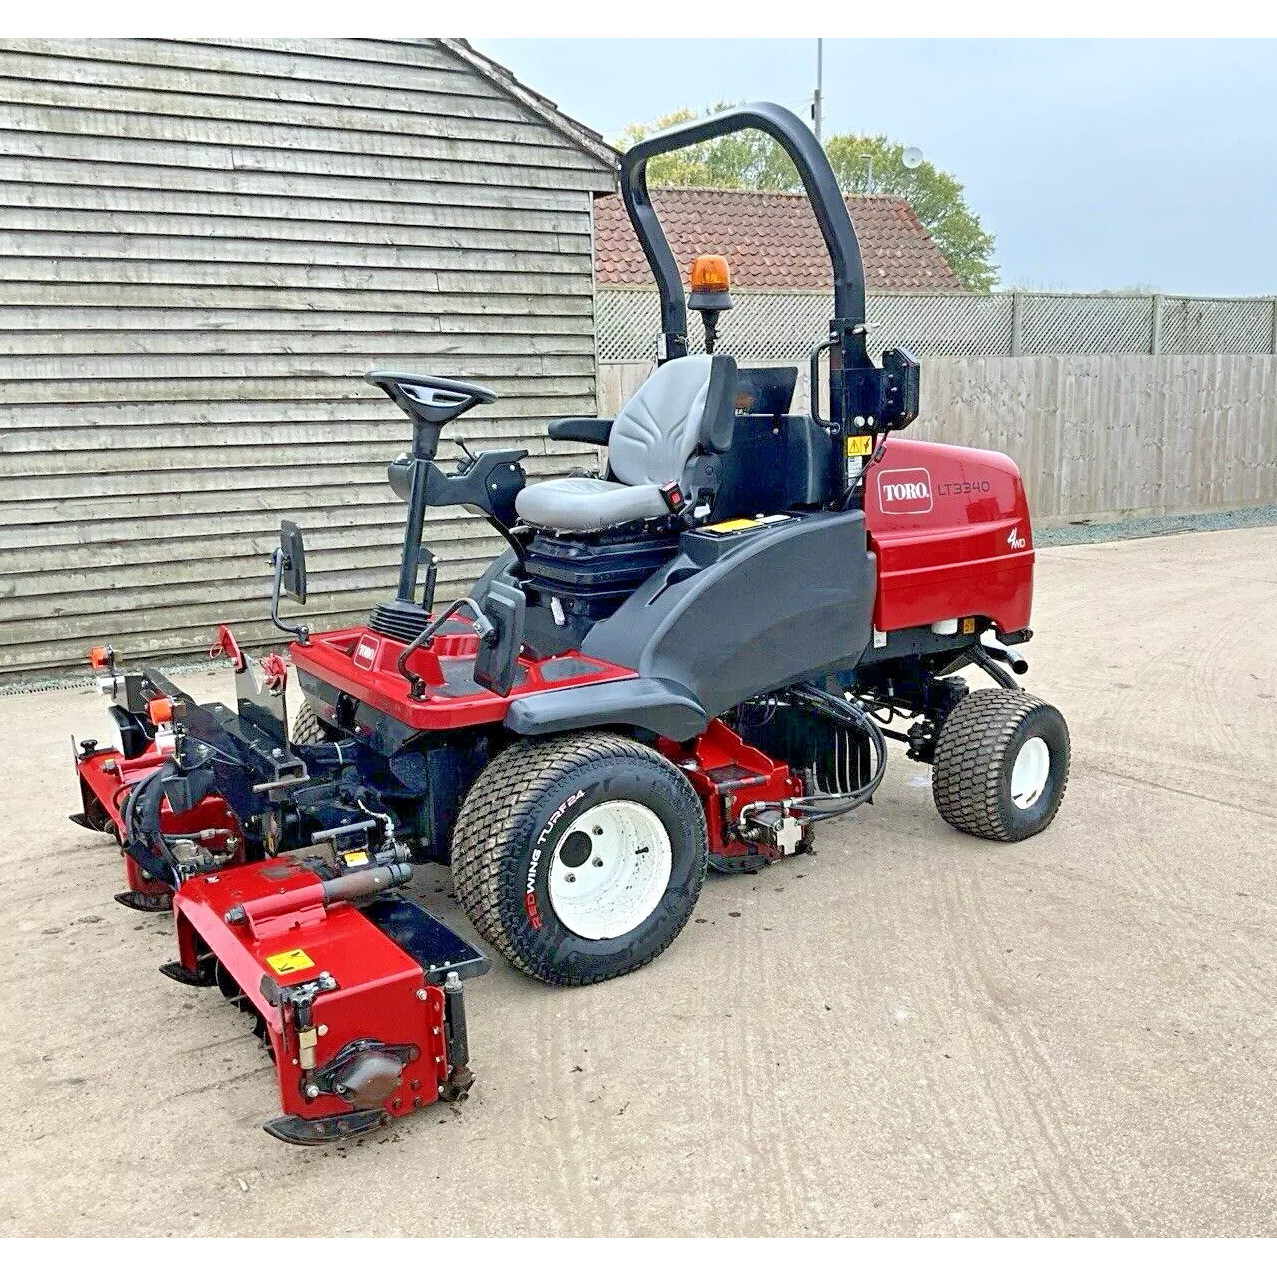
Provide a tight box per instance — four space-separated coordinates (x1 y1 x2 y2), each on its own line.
290 625 636 732
865 438 1035 637
64 99 1067 1148
289 437 1036 748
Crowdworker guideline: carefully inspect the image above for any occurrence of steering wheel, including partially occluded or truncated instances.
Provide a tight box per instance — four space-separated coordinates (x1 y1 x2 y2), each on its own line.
366 370 497 459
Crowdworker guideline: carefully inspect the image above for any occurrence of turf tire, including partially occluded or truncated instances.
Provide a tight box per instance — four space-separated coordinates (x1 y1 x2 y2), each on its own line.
291 700 342 746
450 732 708 986
931 688 1070 842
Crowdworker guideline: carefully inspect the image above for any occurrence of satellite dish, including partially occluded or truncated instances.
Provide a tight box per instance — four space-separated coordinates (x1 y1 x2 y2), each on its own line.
902 146 924 170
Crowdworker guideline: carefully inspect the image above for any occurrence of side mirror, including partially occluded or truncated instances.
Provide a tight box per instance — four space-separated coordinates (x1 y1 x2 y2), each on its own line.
279 520 307 604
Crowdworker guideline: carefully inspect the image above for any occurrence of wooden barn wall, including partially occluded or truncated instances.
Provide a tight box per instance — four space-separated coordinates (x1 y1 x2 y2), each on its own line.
0 37 615 675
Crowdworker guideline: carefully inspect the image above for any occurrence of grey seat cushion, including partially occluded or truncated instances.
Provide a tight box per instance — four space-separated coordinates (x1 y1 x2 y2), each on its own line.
515 476 668 533
515 355 717 533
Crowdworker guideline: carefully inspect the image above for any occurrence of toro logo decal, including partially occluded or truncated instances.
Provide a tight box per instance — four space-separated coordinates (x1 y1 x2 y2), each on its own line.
877 467 933 515
353 637 380 670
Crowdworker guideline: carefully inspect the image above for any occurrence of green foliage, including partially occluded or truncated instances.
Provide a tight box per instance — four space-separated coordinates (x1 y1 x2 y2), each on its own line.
616 107 999 292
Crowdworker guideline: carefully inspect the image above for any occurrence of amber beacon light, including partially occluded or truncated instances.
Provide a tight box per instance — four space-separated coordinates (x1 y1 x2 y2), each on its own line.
688 254 733 353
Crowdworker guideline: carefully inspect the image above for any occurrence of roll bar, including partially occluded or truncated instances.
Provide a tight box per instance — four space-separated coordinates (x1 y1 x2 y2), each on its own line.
619 101 871 371
617 101 919 499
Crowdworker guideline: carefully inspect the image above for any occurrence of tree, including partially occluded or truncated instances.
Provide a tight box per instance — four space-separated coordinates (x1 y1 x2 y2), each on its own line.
615 107 999 292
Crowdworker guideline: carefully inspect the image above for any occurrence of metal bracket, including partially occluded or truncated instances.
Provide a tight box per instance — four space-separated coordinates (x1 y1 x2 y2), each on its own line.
305 1037 420 1104
251 753 310 795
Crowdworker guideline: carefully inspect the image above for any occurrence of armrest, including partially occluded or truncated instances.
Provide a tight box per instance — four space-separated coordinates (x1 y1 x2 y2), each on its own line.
548 417 614 446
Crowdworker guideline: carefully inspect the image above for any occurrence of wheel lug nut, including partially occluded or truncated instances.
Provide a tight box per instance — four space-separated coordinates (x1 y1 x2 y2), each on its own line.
593 827 603 836
566 873 576 883
592 857 603 867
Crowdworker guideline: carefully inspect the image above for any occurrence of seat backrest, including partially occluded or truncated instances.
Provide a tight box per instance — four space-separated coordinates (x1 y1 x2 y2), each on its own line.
608 354 736 488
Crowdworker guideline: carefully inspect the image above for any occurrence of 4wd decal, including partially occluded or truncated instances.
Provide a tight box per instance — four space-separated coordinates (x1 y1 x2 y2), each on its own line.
525 785 589 929
877 467 933 515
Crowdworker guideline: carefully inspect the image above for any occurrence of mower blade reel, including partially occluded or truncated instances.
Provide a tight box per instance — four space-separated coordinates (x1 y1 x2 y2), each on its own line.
263 1108 387 1146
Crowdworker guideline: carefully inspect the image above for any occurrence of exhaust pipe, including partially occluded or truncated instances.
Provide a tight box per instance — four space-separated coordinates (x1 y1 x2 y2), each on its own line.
982 640 1029 676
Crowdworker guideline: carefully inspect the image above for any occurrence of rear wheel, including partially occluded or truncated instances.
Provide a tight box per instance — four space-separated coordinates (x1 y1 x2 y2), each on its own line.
931 688 1070 841
451 732 708 986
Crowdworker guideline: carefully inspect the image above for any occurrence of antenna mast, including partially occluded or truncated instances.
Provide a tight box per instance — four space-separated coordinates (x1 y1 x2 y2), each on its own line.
812 39 823 142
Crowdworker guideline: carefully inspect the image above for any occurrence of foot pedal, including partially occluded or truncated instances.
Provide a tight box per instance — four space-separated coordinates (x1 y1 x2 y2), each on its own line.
116 890 172 913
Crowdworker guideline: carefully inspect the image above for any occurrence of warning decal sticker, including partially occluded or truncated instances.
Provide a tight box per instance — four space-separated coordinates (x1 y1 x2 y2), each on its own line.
265 948 315 975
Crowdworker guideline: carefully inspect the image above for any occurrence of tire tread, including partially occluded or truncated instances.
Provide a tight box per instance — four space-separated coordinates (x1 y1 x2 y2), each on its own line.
451 732 705 986
931 687 1069 842
291 701 333 746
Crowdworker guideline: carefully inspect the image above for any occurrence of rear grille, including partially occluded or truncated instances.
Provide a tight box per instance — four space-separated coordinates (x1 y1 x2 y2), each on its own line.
367 600 431 644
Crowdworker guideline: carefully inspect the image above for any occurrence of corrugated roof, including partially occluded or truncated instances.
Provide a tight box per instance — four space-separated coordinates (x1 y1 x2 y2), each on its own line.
594 186 963 292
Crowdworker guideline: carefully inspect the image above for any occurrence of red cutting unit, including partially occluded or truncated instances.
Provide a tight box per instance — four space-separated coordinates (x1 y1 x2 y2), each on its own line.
72 645 487 1145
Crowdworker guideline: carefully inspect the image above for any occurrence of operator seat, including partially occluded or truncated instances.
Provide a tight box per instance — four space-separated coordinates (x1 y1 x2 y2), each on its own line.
515 354 737 534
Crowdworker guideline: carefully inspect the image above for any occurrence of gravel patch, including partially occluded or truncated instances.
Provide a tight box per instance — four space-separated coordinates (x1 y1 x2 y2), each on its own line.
1037 503 1277 547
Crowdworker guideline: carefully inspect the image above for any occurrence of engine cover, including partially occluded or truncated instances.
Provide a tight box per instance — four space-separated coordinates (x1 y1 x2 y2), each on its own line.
864 437 1034 635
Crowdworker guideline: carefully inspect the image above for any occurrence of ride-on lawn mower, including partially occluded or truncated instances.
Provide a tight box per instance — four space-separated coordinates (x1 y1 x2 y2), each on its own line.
70 103 1069 1144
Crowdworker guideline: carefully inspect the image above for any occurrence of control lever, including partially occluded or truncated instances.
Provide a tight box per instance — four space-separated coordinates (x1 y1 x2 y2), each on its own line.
396 596 496 699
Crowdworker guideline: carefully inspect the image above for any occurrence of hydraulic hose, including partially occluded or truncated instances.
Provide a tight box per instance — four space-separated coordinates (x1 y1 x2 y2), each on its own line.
119 763 182 890
783 684 888 822
740 683 888 826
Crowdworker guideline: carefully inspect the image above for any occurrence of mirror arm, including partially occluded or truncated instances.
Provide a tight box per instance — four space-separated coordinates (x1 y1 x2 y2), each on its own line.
269 548 310 646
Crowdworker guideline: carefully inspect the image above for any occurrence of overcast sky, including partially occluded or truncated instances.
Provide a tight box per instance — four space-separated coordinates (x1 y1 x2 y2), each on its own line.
474 39 1276 297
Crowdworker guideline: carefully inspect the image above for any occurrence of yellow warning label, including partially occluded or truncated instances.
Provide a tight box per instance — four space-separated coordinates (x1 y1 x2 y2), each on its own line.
265 948 315 975
342 850 370 868
845 435 873 457
703 517 759 534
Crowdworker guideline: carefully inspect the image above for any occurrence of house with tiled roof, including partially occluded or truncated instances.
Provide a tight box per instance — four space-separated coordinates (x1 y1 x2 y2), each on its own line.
594 187 963 293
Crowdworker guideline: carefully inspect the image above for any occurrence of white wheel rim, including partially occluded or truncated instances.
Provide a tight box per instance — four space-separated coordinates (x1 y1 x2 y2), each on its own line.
547 800 672 941
1010 737 1051 809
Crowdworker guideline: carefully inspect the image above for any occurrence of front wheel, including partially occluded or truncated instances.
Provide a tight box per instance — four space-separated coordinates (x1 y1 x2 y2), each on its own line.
931 688 1070 841
291 700 345 746
450 732 708 986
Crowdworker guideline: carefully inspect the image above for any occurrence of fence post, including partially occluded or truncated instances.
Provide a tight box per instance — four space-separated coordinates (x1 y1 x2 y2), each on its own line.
1271 297 1277 355
1009 292 1023 356
1150 294 1163 354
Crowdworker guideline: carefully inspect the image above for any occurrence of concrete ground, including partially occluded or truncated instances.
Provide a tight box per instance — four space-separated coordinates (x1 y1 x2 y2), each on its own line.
2 526 1275 1237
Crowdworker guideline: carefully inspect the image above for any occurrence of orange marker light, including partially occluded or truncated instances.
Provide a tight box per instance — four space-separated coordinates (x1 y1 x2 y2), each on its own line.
148 696 175 727
690 254 731 293
88 645 112 671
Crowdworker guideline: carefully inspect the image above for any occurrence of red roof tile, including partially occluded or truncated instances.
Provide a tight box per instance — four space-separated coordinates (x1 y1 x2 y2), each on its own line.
594 186 963 292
